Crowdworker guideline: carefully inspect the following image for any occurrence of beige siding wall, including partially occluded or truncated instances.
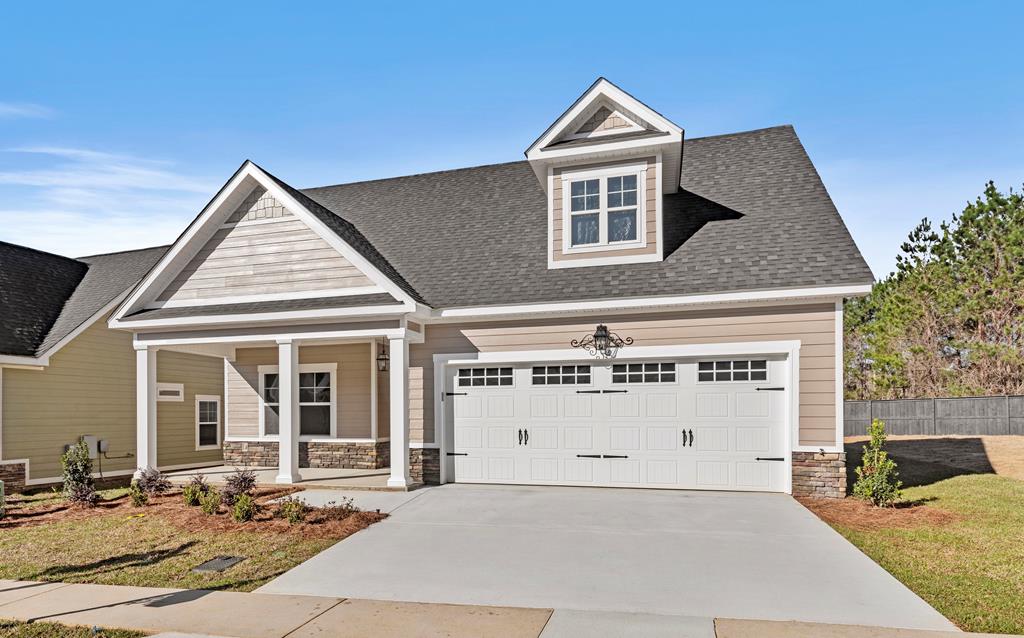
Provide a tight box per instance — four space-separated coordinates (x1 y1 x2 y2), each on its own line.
575 106 634 134
156 197 373 303
157 351 225 468
226 343 374 439
410 304 837 447
552 157 659 262
1 315 223 481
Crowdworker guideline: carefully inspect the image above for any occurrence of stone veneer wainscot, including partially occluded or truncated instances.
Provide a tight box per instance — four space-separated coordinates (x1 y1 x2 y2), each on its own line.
791 451 847 499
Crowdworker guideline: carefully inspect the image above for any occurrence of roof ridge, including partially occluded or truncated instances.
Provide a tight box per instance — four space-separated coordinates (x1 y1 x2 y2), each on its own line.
687 124 794 142
76 244 170 260
0 239 87 266
303 159 527 192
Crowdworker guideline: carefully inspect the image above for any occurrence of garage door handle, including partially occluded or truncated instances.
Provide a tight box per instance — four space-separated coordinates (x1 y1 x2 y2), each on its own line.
755 387 785 392
524 429 529 445
576 454 602 458
518 429 523 445
755 457 785 461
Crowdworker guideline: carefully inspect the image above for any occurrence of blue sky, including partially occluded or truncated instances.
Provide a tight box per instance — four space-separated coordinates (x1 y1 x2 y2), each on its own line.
2 1 1021 279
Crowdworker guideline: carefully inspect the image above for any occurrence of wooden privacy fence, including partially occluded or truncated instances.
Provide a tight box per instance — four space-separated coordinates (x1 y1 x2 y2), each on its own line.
845 396 1024 437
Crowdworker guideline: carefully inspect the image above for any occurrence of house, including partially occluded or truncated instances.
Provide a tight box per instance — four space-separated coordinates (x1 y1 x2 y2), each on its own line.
6 78 873 498
0 242 226 491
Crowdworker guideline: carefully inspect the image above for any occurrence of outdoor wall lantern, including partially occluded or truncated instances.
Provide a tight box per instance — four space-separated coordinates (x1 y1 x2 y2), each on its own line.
571 324 633 358
376 338 390 372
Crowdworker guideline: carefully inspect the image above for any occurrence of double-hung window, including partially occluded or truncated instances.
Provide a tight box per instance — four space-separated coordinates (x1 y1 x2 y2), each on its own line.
195 395 221 450
259 364 336 438
566 165 644 250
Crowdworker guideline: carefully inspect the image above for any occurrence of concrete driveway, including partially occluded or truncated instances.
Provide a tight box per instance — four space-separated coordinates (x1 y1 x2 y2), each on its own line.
258 485 956 631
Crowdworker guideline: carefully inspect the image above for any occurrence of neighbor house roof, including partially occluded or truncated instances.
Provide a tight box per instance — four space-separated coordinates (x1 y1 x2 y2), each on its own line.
302 125 874 308
0 243 167 358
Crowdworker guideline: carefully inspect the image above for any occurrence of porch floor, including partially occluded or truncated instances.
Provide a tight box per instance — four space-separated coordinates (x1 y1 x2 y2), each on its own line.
165 465 415 491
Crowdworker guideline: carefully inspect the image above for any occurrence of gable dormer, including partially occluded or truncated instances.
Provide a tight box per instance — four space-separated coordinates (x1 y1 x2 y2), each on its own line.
526 78 683 269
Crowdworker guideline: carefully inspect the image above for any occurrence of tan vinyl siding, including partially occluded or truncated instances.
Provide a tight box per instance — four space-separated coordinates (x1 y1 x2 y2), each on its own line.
1 314 223 481
156 201 373 302
157 351 225 467
410 304 837 447
227 343 374 439
575 106 634 134
552 157 659 262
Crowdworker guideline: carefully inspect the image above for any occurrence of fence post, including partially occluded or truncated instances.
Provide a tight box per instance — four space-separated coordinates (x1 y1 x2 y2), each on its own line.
1007 395 1012 435
932 397 937 435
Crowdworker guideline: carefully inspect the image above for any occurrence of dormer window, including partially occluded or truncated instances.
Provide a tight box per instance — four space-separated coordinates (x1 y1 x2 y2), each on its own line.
564 164 645 252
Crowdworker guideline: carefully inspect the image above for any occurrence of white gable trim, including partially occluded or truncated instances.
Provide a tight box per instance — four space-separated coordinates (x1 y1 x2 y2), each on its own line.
147 285 387 310
110 162 418 326
526 78 683 157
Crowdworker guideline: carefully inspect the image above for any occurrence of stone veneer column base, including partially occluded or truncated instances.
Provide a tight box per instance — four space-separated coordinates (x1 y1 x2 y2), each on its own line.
0 461 28 494
409 448 441 485
792 451 847 498
222 441 390 470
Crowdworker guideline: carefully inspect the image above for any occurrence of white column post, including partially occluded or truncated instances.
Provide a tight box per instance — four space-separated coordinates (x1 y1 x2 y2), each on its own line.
134 344 158 477
387 335 411 488
276 338 302 484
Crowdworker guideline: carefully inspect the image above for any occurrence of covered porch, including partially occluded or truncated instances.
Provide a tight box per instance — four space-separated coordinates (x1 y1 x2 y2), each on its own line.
132 319 422 489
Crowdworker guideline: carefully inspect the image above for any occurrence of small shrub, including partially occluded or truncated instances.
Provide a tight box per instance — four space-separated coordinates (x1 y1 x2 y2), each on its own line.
320 497 359 521
136 467 171 495
232 492 258 522
277 496 310 525
200 489 222 515
61 440 97 506
182 474 210 506
222 468 257 506
129 480 148 507
853 419 903 507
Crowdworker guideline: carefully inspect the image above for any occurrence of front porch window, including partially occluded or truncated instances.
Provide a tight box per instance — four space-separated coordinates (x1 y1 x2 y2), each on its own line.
259 363 337 438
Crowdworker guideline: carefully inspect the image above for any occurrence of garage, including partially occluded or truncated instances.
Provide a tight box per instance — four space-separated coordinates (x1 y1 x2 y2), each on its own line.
443 356 790 492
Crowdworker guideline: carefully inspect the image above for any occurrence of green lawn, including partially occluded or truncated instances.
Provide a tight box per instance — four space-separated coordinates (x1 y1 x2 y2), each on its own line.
0 490 368 592
823 474 1024 634
0 620 144 637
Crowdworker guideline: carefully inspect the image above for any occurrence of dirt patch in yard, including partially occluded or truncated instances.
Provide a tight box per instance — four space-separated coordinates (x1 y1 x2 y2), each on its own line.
799 496 960 532
1 487 385 540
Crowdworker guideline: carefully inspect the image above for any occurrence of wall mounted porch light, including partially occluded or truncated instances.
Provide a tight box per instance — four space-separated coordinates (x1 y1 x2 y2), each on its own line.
376 338 390 372
571 324 633 358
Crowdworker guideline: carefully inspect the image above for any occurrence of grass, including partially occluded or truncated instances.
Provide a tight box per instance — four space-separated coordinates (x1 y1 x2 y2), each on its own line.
0 620 144 637
0 488 379 592
814 473 1024 634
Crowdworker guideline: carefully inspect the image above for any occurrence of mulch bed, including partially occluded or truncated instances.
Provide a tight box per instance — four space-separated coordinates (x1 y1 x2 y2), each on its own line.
799 495 960 532
1 487 385 540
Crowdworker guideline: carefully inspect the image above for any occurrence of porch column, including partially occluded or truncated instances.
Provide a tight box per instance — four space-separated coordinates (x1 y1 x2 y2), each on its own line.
134 344 157 477
276 338 302 484
387 335 412 488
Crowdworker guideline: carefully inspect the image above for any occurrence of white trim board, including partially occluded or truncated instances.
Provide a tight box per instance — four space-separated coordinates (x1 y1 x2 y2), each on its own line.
114 303 411 330
147 285 387 310
431 284 872 322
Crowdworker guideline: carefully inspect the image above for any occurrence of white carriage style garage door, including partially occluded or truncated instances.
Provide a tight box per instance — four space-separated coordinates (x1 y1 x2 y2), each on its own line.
445 357 789 492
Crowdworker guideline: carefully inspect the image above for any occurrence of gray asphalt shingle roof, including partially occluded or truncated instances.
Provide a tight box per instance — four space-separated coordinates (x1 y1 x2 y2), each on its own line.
122 293 400 321
0 243 166 357
302 125 873 308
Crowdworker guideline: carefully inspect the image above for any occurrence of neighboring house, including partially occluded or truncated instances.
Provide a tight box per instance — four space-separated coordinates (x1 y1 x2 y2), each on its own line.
0 242 226 491
9 78 874 498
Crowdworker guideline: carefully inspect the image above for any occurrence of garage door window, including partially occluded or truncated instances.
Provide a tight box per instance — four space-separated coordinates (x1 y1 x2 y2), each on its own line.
458 367 513 387
611 362 676 383
532 365 591 385
698 360 767 382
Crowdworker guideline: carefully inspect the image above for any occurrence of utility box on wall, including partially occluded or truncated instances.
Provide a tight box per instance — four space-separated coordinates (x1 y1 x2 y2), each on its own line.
81 435 99 459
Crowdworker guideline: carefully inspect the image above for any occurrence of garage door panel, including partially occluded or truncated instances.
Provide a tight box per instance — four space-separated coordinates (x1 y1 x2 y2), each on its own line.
487 457 515 480
695 426 729 452
736 461 771 488
695 393 729 417
454 396 483 418
735 427 770 452
646 427 679 451
564 458 595 482
487 395 516 418
735 392 770 417
645 393 678 417
529 395 559 418
488 427 517 449
696 460 731 487
528 426 558 449
645 459 679 485
529 457 559 482
563 394 593 418
609 394 640 417
455 426 483 448
609 426 641 450
455 456 483 480
609 459 641 484
564 426 594 449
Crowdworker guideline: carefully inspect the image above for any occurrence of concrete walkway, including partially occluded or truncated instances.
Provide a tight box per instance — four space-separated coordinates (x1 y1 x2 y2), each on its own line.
260 484 957 631
1 580 1015 637
164 465 403 491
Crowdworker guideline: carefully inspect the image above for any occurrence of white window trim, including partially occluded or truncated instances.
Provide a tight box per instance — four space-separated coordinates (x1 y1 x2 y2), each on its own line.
195 395 222 451
257 363 338 440
561 163 647 254
156 382 184 402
